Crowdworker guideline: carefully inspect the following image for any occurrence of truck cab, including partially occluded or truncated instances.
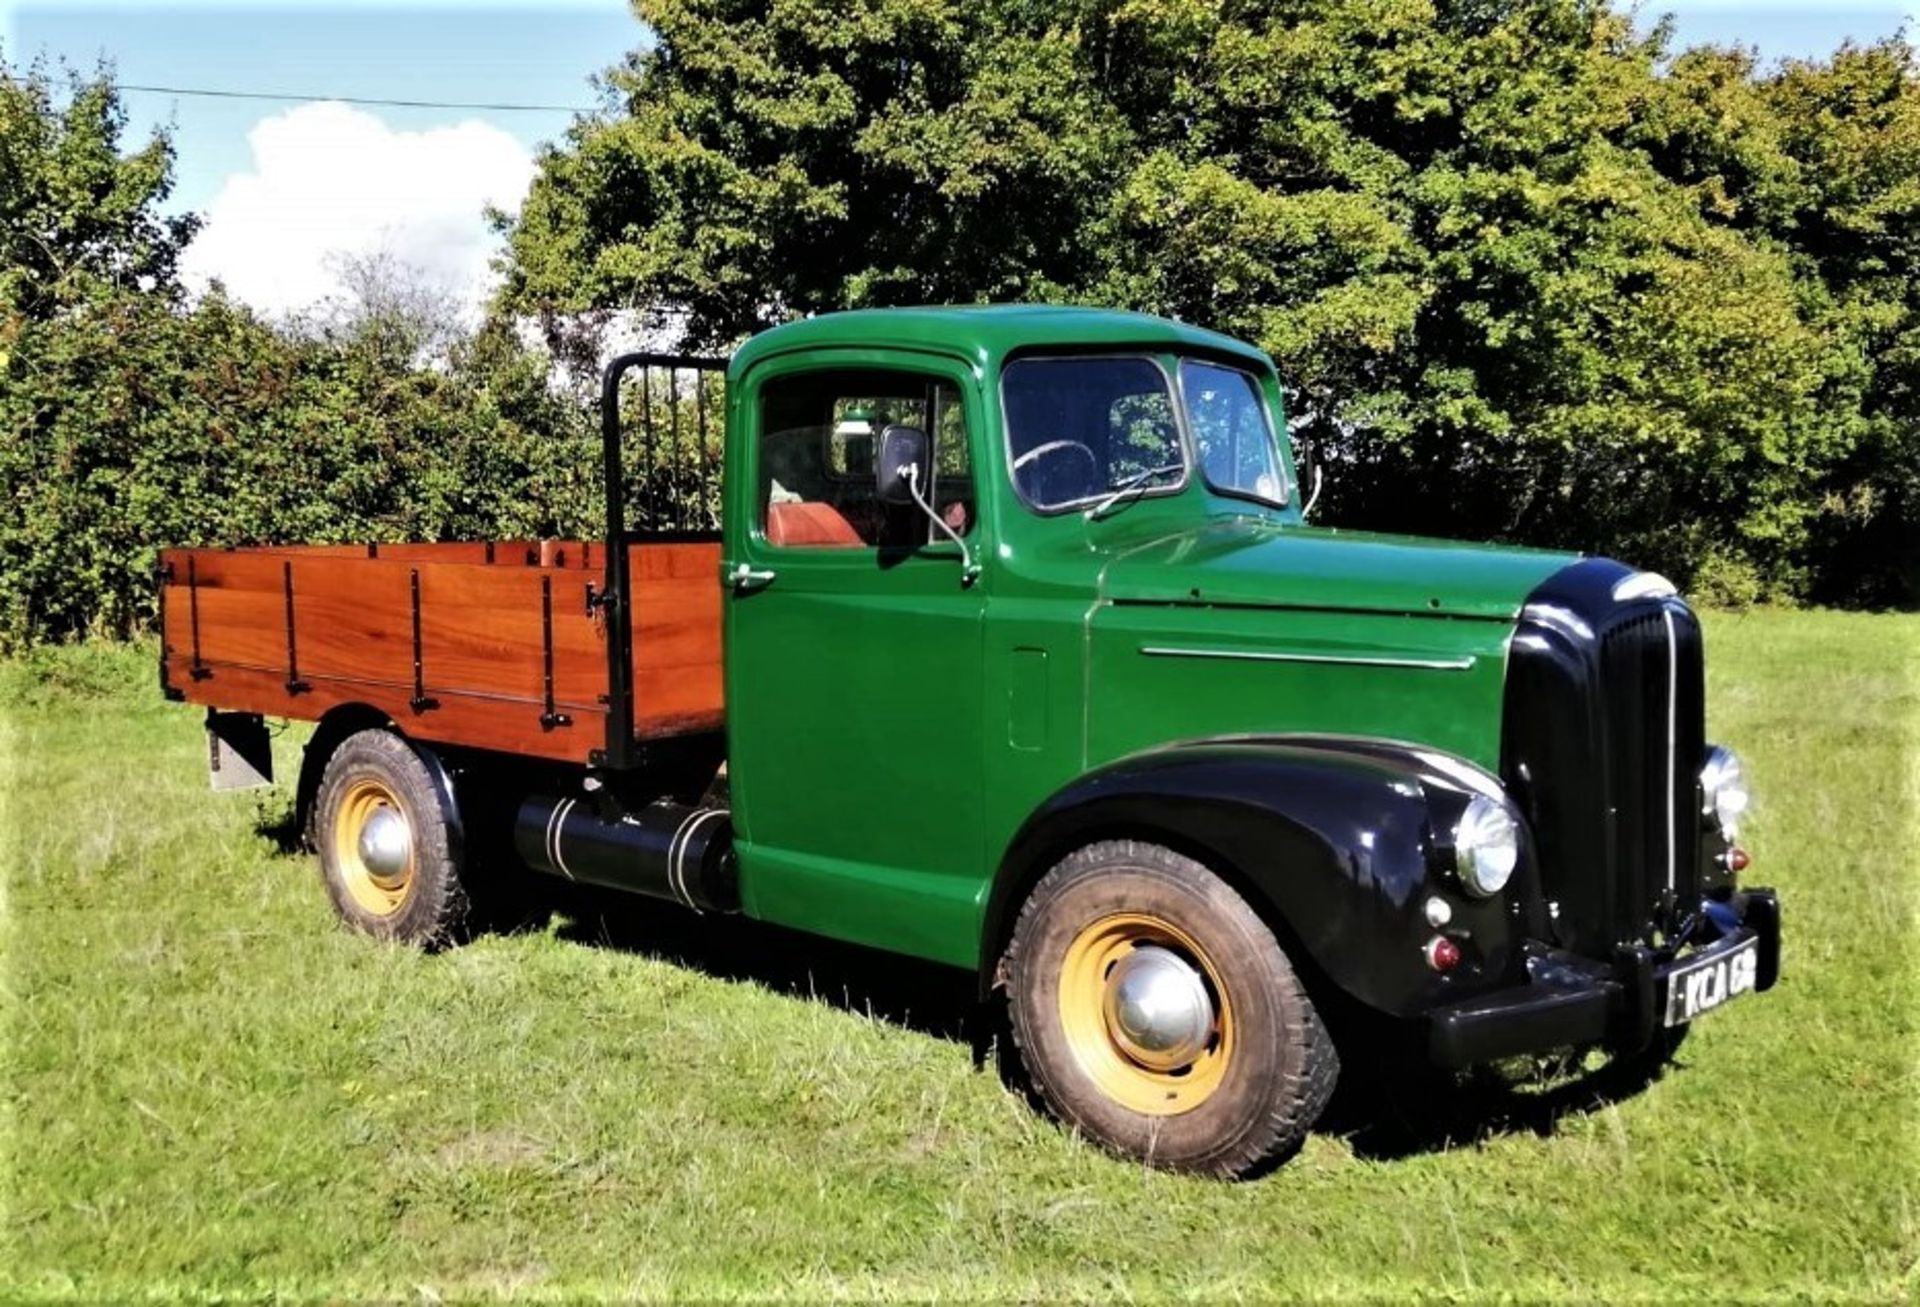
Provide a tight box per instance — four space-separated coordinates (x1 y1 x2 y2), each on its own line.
162 305 1779 1178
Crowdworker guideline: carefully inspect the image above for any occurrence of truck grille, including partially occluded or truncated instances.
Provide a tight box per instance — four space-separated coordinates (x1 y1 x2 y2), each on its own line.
1503 579 1704 957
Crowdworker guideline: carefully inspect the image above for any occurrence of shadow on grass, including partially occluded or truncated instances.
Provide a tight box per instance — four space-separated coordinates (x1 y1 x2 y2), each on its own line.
514 879 1677 1167
1317 1037 1683 1162
249 817 1679 1168
254 803 306 856
539 881 988 1048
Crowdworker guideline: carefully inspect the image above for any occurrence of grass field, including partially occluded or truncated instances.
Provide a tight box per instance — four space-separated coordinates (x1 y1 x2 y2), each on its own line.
2 610 1915 1300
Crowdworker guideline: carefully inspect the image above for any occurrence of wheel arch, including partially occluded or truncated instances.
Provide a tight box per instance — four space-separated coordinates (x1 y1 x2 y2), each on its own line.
296 705 460 858
984 809 1333 1003
980 736 1535 1018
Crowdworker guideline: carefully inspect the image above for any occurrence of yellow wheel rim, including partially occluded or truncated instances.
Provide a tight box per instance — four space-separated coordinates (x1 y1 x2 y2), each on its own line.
332 777 415 918
1058 912 1234 1116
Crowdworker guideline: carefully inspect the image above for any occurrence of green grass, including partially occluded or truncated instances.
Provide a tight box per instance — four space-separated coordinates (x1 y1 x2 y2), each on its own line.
3 610 1915 1300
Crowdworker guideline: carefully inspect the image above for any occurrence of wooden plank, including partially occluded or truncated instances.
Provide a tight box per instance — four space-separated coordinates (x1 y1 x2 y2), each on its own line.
161 654 603 762
629 541 724 735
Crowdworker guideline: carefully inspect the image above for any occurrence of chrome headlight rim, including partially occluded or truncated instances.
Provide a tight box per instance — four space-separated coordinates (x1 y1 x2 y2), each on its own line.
1452 794 1520 898
1700 745 1750 841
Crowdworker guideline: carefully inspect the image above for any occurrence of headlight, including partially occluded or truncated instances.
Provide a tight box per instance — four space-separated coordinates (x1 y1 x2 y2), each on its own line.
1453 795 1519 897
1700 746 1750 841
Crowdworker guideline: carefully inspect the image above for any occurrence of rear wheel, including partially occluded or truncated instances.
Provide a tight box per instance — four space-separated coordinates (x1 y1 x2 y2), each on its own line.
313 729 468 946
1002 840 1337 1177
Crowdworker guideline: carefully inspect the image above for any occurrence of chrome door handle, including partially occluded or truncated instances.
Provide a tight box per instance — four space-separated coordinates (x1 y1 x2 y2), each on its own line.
727 562 777 592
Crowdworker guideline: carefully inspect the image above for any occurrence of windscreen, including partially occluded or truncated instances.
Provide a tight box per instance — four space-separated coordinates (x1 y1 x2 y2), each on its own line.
1182 359 1285 506
1002 356 1184 511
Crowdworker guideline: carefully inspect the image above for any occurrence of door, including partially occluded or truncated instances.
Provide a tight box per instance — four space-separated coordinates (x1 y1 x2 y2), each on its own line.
724 354 988 968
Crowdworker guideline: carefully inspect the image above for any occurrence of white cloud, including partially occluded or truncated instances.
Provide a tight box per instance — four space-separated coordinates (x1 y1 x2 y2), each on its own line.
181 101 535 318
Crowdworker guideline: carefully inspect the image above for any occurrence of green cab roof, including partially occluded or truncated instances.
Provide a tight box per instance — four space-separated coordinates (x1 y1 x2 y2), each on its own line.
729 305 1271 378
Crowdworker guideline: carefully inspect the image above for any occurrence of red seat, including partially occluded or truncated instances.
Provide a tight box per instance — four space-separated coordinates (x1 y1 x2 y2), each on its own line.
767 501 864 547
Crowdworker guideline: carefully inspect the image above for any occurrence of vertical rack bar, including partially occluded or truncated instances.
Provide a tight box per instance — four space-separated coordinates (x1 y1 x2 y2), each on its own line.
599 358 639 767
640 365 655 531
282 560 310 694
187 555 211 680
669 365 683 530
408 568 436 712
697 370 712 526
538 574 570 730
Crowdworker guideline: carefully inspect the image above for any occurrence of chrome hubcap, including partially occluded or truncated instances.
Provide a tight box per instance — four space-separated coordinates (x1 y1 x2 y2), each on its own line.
1102 944 1216 1070
357 806 412 879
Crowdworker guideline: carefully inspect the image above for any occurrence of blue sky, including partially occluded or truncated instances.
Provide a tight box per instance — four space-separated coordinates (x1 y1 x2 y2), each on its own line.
1 0 1910 316
6 2 636 215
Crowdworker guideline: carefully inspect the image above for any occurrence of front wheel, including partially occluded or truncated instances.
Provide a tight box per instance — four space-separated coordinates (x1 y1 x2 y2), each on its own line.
1001 840 1338 1177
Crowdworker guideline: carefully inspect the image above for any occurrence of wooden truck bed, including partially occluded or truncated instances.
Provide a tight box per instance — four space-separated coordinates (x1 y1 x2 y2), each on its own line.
159 539 723 763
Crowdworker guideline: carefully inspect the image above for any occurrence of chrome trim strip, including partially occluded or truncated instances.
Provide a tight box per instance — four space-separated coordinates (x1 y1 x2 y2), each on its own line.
1140 645 1476 671
1664 607 1678 899
549 798 577 880
665 808 693 909
674 807 727 913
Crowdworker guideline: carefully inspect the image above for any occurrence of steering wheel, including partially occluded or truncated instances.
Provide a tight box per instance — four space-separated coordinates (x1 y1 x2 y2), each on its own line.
1013 440 1101 504
1013 439 1098 473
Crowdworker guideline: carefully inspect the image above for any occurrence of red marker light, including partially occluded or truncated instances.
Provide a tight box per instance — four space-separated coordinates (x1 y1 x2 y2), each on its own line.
1727 847 1751 873
1424 936 1462 972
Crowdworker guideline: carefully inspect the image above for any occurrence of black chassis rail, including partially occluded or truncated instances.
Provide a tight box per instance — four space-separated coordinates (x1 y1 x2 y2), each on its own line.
1428 887 1781 1067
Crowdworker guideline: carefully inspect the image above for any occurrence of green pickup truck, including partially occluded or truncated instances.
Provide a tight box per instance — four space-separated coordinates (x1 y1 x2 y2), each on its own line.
164 306 1778 1177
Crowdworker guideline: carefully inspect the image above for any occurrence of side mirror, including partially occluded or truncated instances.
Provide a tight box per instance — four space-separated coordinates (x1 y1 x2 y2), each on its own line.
876 424 929 506
1292 435 1323 520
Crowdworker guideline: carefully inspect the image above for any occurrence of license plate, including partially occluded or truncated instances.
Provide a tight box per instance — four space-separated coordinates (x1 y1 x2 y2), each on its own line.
1663 936 1760 1026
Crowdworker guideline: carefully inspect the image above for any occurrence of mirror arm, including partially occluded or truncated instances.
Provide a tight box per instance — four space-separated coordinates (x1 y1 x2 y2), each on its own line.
1304 463 1324 521
904 463 980 587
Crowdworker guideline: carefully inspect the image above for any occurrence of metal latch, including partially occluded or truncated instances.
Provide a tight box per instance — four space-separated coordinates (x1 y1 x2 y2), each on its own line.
725 562 777 593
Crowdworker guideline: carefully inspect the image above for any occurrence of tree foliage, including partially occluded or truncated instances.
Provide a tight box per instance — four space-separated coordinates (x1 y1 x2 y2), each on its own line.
4 12 1915 652
0 61 598 648
501 0 1919 605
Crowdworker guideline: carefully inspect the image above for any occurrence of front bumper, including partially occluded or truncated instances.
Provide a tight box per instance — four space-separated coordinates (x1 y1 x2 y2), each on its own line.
1428 888 1780 1068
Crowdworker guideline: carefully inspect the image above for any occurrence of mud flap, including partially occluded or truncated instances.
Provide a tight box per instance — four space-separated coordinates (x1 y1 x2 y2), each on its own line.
206 710 273 791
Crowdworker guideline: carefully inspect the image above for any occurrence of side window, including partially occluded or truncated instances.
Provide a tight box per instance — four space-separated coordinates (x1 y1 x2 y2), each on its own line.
759 369 975 548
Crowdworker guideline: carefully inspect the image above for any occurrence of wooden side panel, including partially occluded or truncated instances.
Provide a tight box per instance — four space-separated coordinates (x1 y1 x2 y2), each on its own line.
630 541 724 736
159 539 725 764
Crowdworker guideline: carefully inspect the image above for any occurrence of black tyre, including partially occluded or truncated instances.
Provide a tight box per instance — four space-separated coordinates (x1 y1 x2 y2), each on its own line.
1001 840 1338 1177
313 728 468 946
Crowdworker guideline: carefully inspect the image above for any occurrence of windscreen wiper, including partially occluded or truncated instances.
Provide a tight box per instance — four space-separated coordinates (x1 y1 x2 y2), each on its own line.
1086 462 1185 520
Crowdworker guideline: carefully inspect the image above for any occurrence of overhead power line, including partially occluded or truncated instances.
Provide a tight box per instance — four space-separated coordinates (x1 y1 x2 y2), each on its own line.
120 83 590 113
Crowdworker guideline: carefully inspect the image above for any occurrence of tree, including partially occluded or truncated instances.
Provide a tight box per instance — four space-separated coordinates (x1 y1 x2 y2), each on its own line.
498 0 1917 605
498 0 1129 352
0 56 198 321
0 58 596 647
1638 39 1920 605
